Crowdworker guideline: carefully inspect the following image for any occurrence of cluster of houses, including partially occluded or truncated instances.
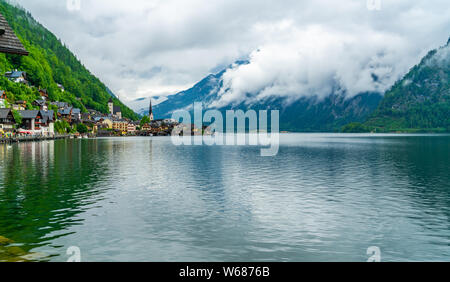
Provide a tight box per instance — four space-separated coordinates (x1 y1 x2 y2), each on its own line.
0 14 180 138
95 98 179 136
0 85 125 137
0 13 182 139
0 72 181 138
0 87 61 136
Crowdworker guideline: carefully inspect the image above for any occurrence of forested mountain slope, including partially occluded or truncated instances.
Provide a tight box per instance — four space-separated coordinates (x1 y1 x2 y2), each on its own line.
0 1 139 120
363 38 450 132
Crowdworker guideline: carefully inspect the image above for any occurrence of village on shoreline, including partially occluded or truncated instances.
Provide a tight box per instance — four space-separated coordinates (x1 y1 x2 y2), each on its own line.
0 82 184 142
0 11 194 143
0 71 212 144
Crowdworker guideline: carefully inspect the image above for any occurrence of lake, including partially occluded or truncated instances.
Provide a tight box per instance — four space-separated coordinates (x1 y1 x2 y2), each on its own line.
0 134 449 262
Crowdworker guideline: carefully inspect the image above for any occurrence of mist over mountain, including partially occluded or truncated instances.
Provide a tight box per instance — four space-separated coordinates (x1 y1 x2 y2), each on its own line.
140 35 449 132
144 61 382 132
127 96 167 115
364 38 450 132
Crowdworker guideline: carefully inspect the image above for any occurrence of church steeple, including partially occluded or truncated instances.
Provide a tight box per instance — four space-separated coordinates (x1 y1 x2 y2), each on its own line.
149 99 154 121
108 97 114 115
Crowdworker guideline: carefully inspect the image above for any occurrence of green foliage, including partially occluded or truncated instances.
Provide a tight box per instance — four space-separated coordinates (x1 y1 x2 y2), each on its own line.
54 120 71 134
0 1 139 120
76 123 88 134
0 76 40 105
140 115 150 126
363 41 450 133
341 122 371 133
12 109 21 126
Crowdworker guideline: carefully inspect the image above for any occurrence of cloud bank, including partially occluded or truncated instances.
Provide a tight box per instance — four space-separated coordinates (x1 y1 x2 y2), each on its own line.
214 25 416 107
12 0 450 106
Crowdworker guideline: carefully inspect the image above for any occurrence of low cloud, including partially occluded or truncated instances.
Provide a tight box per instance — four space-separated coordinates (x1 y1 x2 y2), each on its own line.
213 25 419 107
12 0 450 105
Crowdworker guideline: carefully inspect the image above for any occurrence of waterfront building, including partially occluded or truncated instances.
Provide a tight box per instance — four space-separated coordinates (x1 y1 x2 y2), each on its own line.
142 123 152 131
127 123 137 133
18 110 41 131
41 110 55 136
17 110 55 135
0 108 16 131
97 118 113 129
108 98 122 119
112 119 128 132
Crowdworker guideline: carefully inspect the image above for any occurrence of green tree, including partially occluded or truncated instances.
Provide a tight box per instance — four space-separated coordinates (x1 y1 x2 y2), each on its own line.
12 110 22 127
0 1 140 120
140 116 150 126
54 120 71 134
76 123 88 134
341 122 371 133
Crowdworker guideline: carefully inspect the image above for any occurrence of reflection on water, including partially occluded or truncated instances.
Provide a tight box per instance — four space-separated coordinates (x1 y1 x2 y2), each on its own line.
0 134 449 262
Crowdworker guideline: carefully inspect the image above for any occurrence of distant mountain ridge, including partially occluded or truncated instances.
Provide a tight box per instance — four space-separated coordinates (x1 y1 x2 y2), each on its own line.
364 38 450 132
149 61 382 132
149 38 450 132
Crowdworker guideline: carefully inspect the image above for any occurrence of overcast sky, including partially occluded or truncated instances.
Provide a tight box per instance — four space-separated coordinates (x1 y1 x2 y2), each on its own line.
12 0 450 105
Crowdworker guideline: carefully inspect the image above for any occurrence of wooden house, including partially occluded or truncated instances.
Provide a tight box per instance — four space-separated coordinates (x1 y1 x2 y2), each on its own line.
0 108 16 131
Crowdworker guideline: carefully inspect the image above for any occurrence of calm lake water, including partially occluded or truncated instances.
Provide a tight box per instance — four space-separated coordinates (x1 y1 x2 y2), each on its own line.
0 134 450 262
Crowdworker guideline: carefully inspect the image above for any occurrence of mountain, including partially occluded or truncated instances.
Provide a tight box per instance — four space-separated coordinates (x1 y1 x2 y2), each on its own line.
363 39 450 132
0 1 139 120
151 62 382 132
128 96 167 116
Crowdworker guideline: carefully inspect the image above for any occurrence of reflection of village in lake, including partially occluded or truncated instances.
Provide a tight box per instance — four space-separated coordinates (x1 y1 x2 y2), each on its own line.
0 138 174 261
0 139 107 261
1 135 450 262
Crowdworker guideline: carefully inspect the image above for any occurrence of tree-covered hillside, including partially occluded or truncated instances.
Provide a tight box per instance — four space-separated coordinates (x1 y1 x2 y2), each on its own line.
363 38 450 132
0 0 139 120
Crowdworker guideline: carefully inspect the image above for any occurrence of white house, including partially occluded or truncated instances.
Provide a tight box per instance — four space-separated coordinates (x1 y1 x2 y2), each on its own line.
5 70 27 84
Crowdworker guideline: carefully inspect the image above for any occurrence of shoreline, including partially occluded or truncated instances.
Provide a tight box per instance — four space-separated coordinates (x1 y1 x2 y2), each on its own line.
2 132 450 145
0 134 72 144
